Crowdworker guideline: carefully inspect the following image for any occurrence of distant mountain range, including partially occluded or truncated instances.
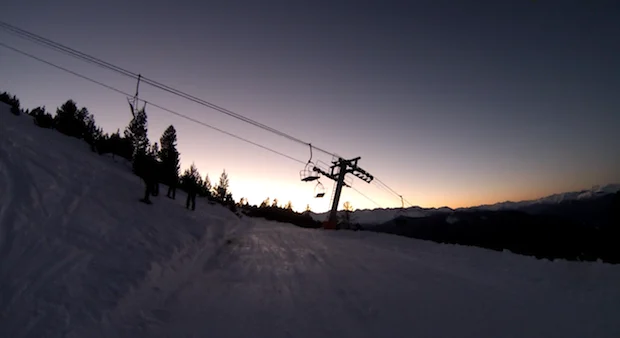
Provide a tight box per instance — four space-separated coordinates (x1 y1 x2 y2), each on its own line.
367 190 620 263
309 184 620 225
467 184 620 212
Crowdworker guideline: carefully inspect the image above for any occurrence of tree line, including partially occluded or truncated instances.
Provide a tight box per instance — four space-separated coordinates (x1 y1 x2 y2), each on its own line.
236 198 322 228
2 90 344 227
1 91 235 208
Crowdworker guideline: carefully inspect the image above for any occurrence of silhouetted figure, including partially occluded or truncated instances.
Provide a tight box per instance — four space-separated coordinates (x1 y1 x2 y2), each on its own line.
167 177 177 199
186 182 197 211
142 180 157 204
137 155 160 204
152 174 160 197
180 165 199 210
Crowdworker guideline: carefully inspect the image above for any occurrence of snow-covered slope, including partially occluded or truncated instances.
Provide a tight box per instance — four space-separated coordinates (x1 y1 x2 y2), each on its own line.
0 107 252 336
2 105 620 338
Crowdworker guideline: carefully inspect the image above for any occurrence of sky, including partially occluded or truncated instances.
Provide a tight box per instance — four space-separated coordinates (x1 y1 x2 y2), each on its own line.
1 0 619 213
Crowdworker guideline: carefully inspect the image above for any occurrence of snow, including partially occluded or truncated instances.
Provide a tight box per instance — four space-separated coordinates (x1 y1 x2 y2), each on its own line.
2 105 620 338
0 108 251 336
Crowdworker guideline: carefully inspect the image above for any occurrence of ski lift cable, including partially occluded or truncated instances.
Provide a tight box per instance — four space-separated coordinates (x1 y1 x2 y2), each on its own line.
350 187 382 208
0 22 296 144
0 22 413 209
0 41 383 210
372 180 394 195
0 42 307 166
0 21 409 207
0 22 136 77
374 178 414 207
0 21 338 158
1 35 409 210
371 180 401 203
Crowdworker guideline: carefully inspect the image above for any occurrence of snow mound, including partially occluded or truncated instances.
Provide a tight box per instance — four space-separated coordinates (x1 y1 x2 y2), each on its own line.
0 107 251 337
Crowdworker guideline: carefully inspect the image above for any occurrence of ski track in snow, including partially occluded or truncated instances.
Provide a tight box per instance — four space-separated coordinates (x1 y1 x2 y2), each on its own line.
2 108 620 338
144 223 620 338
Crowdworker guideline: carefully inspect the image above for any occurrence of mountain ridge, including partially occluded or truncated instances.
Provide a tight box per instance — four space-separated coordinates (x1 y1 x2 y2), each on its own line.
310 183 620 225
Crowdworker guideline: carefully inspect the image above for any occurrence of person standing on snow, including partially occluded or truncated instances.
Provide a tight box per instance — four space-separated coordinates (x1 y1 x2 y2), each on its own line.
166 175 178 200
138 155 160 204
185 176 197 211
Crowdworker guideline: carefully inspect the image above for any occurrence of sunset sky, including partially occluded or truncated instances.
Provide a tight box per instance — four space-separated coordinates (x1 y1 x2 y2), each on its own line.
1 0 619 213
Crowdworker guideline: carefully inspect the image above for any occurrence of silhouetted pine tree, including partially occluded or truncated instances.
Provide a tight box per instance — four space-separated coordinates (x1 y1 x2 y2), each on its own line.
341 201 354 227
106 130 132 159
181 163 202 190
215 170 230 202
124 107 149 173
149 142 159 157
95 133 109 154
199 174 212 198
272 198 279 208
158 125 181 189
96 130 131 160
31 106 54 128
76 107 89 136
225 192 234 204
0 91 21 115
285 201 293 211
260 198 270 209
243 198 321 228
54 100 88 138
83 113 103 151
118 136 133 161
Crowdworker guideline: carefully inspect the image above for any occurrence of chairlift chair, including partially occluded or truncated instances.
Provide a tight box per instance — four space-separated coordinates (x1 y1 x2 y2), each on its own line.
300 144 320 182
300 162 320 182
314 181 326 198
344 176 353 188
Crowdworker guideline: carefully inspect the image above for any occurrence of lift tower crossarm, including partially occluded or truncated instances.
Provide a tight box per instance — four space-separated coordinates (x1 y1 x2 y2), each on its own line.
312 167 351 188
311 157 373 228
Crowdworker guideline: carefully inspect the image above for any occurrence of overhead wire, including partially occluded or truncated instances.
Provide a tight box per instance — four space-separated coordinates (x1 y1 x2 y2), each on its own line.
0 42 306 165
365 179 412 209
0 20 339 158
350 187 382 208
374 178 415 207
0 21 415 209
0 21 136 77
371 180 398 199
372 182 404 207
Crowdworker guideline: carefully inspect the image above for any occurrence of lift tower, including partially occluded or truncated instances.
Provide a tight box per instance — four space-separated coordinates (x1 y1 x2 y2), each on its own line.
312 157 373 229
